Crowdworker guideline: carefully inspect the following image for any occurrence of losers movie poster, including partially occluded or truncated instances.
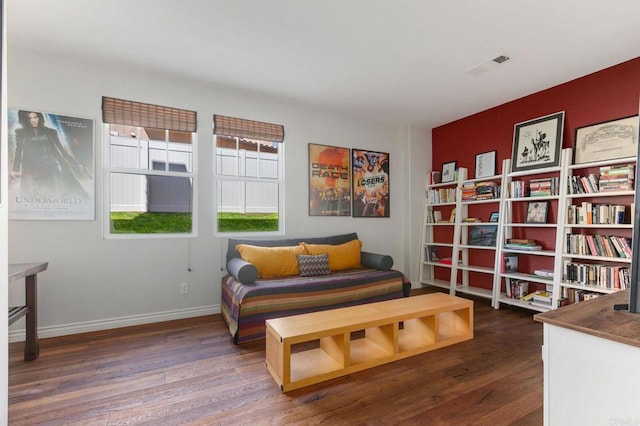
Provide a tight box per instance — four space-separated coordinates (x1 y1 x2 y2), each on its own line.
352 149 389 217
309 144 351 216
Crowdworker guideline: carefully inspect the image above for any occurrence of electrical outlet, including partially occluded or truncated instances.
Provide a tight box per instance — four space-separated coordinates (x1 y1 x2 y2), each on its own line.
180 282 189 294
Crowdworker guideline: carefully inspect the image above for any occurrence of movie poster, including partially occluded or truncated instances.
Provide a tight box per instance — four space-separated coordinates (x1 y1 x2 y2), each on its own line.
352 149 390 217
7 109 94 220
308 143 351 216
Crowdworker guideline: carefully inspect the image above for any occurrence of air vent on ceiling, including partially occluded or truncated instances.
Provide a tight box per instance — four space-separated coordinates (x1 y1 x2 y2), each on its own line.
467 54 511 76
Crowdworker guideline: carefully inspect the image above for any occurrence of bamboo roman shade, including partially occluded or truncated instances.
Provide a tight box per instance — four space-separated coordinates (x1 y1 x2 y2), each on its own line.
102 96 197 132
213 114 285 143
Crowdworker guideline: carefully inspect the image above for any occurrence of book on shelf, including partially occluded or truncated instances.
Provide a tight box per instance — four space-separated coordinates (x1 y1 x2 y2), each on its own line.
533 269 554 278
429 171 441 185
502 255 518 273
439 257 453 265
433 210 443 222
425 245 440 262
508 280 529 299
504 243 542 251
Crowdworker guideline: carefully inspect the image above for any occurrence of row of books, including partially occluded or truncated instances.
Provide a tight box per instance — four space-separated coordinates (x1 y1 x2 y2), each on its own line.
565 233 632 258
426 188 456 204
563 288 601 304
562 260 629 290
509 177 560 198
598 164 635 192
566 202 627 225
567 174 600 194
461 181 500 201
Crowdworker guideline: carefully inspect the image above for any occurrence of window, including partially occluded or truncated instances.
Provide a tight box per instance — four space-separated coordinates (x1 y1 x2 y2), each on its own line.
213 115 284 234
102 97 197 237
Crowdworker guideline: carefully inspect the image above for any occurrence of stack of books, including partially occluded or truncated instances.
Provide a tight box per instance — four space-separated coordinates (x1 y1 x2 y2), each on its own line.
461 181 499 201
529 291 553 308
529 177 559 196
598 164 635 192
504 238 542 251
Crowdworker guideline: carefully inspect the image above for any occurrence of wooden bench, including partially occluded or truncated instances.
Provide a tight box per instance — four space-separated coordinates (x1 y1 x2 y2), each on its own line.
265 292 473 392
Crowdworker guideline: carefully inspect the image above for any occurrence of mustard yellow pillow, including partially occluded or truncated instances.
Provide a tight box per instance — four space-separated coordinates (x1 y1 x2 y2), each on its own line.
301 239 362 271
236 244 306 278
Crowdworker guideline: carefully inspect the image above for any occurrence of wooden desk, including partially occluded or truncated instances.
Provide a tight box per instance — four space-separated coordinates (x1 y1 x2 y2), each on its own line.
9 262 48 361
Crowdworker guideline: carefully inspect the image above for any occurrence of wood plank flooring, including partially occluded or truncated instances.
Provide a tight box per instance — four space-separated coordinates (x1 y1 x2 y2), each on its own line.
8 288 544 425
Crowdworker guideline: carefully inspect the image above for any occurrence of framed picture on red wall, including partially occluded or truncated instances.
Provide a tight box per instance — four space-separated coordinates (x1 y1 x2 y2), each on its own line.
573 115 639 164
511 111 564 172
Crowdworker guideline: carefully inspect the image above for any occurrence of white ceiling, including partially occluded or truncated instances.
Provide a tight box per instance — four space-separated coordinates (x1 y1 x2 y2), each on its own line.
7 0 640 129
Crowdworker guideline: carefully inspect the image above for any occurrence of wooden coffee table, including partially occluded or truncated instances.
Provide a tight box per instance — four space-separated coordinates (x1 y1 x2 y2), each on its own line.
265 292 473 392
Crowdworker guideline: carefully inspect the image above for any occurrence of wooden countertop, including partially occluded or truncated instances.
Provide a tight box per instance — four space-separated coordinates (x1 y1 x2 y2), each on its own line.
534 289 640 349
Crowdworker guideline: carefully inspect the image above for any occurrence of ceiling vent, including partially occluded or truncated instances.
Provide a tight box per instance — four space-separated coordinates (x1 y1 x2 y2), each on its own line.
467 54 511 76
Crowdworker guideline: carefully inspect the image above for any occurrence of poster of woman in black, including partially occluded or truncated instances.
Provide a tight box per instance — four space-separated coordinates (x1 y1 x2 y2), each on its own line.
8 109 94 220
352 149 390 217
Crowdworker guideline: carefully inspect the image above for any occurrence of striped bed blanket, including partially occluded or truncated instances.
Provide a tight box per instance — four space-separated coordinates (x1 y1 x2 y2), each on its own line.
221 267 409 344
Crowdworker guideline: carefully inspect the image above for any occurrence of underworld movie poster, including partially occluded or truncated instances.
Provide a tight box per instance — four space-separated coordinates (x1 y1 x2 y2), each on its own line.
308 143 351 216
7 109 94 220
352 149 390 217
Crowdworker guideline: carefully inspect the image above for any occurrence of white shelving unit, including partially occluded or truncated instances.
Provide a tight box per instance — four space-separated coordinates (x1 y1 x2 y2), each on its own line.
419 169 464 293
492 149 570 312
557 154 636 303
449 160 508 300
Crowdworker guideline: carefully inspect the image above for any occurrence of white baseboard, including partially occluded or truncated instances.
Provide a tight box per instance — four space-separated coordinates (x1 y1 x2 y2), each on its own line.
9 304 220 343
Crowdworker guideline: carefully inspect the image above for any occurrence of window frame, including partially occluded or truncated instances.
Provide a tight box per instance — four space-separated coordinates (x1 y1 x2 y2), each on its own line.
213 135 284 237
102 124 198 239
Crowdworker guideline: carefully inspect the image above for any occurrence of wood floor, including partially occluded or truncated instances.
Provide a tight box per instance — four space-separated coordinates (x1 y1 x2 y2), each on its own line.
8 288 544 425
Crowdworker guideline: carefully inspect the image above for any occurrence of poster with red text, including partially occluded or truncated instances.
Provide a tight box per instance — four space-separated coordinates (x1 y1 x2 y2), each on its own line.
308 143 351 216
352 149 389 217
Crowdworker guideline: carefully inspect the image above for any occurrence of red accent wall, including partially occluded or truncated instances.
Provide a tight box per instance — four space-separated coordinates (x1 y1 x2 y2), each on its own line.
433 57 640 175
431 57 640 290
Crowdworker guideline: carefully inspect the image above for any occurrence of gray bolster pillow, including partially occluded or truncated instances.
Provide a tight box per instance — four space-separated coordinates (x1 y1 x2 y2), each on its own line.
361 251 393 271
227 257 258 284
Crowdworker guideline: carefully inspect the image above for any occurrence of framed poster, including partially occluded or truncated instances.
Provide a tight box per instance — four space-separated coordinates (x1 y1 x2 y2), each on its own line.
352 149 389 217
7 109 95 220
475 150 496 178
511 111 564 172
308 143 351 216
573 115 639 164
526 201 549 224
441 161 457 182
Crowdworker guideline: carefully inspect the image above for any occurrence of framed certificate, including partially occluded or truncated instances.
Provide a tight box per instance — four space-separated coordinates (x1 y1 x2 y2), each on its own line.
573 115 639 164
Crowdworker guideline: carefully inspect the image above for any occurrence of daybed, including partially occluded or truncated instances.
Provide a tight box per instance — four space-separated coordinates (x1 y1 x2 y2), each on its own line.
220 232 411 344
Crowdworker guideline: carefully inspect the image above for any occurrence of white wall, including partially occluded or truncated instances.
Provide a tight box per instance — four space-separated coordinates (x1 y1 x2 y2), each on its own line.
7 48 430 339
2 0 10 418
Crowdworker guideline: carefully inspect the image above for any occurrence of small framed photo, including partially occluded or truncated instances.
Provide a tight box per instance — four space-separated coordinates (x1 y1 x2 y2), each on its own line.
525 201 549 224
573 115 640 164
441 161 457 183
511 112 564 172
488 212 499 222
475 150 497 179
